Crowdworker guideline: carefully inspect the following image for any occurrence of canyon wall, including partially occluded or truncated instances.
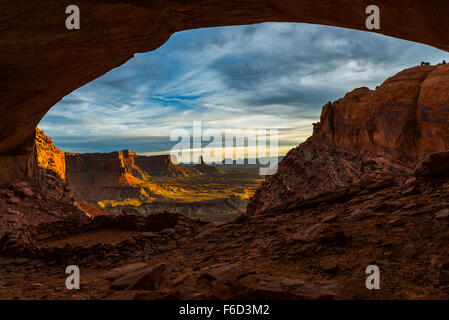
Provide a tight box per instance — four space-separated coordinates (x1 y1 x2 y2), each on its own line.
65 151 133 202
34 130 251 222
35 128 66 180
135 155 197 178
248 65 449 215
317 65 449 161
2 0 449 185
64 150 205 202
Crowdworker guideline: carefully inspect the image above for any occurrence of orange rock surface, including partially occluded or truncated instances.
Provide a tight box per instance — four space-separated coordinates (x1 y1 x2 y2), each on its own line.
35 128 66 180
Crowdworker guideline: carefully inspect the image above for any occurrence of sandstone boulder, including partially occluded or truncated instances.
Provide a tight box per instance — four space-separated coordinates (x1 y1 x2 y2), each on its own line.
414 150 449 178
110 263 166 291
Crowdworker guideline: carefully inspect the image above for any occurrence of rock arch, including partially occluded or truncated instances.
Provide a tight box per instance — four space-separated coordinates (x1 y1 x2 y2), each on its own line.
1 0 449 185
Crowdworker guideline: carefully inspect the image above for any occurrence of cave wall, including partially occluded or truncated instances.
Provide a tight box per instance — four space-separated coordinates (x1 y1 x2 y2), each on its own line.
2 0 449 185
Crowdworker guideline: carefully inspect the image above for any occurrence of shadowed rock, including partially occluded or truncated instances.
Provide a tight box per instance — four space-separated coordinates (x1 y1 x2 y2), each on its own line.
414 150 449 178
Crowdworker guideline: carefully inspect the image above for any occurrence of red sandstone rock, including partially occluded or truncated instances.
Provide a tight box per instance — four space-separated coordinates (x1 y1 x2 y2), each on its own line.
0 172 449 299
7 197 20 205
435 209 449 219
35 128 66 180
63 149 212 203
110 263 167 290
135 155 198 178
317 65 449 161
414 150 449 178
248 65 449 216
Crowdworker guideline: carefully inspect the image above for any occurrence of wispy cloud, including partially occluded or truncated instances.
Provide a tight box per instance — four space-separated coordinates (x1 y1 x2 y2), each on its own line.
39 22 448 155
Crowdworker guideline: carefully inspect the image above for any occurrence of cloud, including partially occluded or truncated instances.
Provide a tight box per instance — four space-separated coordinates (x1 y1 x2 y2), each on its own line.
48 135 171 154
39 22 448 155
40 115 90 125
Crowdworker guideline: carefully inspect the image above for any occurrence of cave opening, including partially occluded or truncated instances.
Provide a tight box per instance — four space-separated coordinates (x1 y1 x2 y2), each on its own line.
3 0 449 299
34 22 448 223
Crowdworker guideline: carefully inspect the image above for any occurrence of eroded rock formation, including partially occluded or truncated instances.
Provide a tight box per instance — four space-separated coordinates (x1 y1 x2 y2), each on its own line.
134 155 197 178
64 150 224 203
2 0 449 185
248 65 449 215
317 65 449 160
35 128 65 180
32 129 258 222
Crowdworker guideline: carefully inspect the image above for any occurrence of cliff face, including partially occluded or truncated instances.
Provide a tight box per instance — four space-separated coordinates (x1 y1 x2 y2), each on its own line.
66 151 171 202
33 130 256 222
318 65 449 160
134 155 197 178
248 65 449 215
35 128 66 180
63 149 226 204
65 151 131 202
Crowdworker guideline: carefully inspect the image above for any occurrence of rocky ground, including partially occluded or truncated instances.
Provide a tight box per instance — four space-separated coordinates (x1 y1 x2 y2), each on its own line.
247 133 411 216
0 168 90 250
1 152 449 300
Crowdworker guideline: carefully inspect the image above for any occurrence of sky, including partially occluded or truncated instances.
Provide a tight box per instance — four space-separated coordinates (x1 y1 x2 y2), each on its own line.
39 22 448 157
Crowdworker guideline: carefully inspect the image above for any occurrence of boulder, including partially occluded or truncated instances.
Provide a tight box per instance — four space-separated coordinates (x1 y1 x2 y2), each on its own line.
35 233 53 241
435 209 449 219
127 263 167 291
319 259 339 275
198 263 249 285
110 263 166 291
7 197 20 204
17 187 33 197
13 182 30 189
